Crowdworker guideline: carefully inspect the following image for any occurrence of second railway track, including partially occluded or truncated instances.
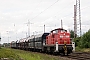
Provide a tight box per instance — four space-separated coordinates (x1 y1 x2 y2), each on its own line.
62 52 90 60
34 51 90 60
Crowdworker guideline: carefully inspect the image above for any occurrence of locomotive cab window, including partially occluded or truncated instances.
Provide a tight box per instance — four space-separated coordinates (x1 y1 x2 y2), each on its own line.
53 30 58 34
53 31 56 33
60 29 67 33
56 30 58 33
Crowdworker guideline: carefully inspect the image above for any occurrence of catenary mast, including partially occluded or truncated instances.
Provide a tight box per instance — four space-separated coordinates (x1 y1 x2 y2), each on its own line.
76 0 82 37
74 0 81 38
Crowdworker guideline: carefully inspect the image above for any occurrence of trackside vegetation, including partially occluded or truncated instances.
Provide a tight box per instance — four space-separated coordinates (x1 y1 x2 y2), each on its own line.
0 48 63 60
0 48 20 60
70 29 90 48
74 29 90 48
70 29 90 52
75 46 90 52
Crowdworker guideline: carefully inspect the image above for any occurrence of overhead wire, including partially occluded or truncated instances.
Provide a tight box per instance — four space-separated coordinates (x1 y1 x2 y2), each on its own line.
61 5 90 19
56 1 74 18
45 1 90 21
25 0 90 23
25 0 42 25
55 0 74 18
30 0 60 20
81 5 90 11
41 0 74 23
30 0 90 28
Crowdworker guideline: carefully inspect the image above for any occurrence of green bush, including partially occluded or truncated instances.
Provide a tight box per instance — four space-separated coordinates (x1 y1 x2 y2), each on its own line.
74 37 81 47
74 29 90 48
79 30 90 48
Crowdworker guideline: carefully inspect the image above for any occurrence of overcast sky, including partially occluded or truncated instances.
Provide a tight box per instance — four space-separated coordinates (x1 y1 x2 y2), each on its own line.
0 0 90 44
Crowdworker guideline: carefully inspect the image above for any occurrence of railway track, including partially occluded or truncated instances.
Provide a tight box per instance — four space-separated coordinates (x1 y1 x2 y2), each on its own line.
35 51 90 60
62 52 90 60
33 51 90 60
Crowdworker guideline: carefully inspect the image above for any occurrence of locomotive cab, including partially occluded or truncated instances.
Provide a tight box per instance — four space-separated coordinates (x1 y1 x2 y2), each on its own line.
46 28 70 45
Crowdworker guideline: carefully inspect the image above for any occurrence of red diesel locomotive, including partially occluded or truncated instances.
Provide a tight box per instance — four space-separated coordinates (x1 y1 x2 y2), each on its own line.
44 28 72 55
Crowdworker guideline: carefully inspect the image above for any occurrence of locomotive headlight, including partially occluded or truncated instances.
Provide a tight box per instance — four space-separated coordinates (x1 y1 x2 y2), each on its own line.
60 35 63 38
66 35 69 38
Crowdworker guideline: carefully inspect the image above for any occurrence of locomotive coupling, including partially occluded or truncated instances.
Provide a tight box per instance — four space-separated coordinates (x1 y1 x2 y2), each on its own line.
63 41 67 54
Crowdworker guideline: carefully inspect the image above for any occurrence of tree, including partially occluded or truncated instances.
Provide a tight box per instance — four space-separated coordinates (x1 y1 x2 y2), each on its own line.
74 37 81 47
69 30 74 38
79 29 90 48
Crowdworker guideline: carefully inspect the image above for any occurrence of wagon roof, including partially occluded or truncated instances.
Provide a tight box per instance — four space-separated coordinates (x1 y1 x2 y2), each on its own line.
26 35 35 39
19 38 26 42
35 33 49 38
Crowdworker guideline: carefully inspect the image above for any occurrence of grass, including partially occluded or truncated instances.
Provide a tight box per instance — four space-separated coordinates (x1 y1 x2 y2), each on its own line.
0 47 20 60
0 47 63 60
75 46 90 52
